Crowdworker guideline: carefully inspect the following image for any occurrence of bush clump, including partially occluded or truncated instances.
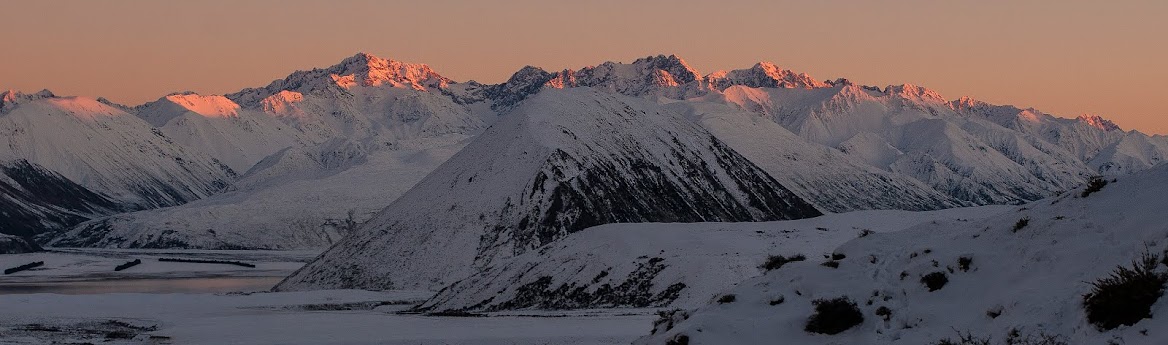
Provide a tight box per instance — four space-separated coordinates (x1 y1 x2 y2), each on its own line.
1083 251 1168 330
958 256 973 272
761 254 806 271
804 297 864 335
1012 217 1030 232
1081 176 1108 198
821 261 840 269
921 272 949 291
716 294 737 304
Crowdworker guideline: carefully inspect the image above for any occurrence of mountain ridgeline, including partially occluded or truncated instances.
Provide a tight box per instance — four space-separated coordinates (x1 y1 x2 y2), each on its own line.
0 52 1162 260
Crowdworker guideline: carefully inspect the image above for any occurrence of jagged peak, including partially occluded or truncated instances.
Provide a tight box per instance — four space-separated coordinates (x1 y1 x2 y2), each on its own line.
706 62 827 89
1 89 57 113
1077 114 1122 132
884 83 945 103
329 52 451 90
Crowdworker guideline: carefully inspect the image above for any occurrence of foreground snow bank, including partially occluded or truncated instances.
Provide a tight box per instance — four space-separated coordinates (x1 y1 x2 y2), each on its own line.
638 164 1168 345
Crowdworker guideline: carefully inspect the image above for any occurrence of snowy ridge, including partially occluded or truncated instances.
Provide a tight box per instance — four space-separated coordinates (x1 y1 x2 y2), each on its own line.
0 92 235 239
416 206 1008 312
275 88 821 291
638 165 1168 345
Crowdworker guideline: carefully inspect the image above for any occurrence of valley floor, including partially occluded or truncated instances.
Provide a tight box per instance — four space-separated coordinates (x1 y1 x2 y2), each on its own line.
0 249 655 344
0 290 656 344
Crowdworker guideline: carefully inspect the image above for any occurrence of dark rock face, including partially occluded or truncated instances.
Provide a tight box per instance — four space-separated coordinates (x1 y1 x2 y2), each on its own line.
0 160 121 239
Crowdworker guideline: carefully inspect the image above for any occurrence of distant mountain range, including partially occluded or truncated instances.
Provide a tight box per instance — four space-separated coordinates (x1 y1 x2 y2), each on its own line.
0 53 1161 258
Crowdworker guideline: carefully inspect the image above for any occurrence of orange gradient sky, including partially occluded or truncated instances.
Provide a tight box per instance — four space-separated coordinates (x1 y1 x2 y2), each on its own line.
2 0 1166 133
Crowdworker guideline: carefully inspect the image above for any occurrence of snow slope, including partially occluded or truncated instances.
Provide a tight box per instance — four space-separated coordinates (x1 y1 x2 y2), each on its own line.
668 100 962 212
638 164 1168 345
276 88 822 291
0 90 235 237
134 92 303 172
46 142 464 249
417 205 1008 312
40 54 490 249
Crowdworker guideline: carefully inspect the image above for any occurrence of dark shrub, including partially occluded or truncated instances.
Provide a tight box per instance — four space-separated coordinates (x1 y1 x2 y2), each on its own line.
1083 252 1168 330
717 294 736 304
651 309 689 334
1012 217 1030 232
769 296 785 305
1081 176 1108 197
875 306 892 321
958 256 973 272
831 253 846 260
921 272 949 291
666 334 689 345
761 254 806 271
804 297 863 335
821 261 840 269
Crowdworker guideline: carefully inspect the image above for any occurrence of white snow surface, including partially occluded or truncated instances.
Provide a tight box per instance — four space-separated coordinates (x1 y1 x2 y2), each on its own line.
637 164 1168 345
419 205 1009 312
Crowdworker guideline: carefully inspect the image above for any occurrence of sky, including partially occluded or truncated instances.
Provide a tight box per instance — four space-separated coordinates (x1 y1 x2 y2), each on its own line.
1 0 1166 133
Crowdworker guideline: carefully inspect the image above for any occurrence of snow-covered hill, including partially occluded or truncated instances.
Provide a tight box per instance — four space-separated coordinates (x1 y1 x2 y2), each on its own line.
0 90 235 238
416 205 1008 313
637 164 1168 345
275 88 822 291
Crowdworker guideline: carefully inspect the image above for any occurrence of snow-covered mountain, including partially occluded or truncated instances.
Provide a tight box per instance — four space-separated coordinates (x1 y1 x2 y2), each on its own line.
14 52 1168 253
637 165 1168 345
0 90 235 238
42 53 490 249
275 88 822 291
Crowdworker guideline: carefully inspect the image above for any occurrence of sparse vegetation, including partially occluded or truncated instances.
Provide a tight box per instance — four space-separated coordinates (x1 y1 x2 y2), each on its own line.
875 306 892 321
958 256 973 272
858 229 875 237
717 294 736 304
831 253 846 260
1081 176 1108 197
651 309 689 334
666 334 690 345
761 254 805 271
821 261 840 268
769 296 785 305
921 272 949 291
804 297 863 335
932 330 990 345
4 261 44 274
1012 217 1030 232
1083 251 1168 330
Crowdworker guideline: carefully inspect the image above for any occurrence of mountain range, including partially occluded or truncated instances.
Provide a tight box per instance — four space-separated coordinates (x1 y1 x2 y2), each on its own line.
1 53 1163 279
